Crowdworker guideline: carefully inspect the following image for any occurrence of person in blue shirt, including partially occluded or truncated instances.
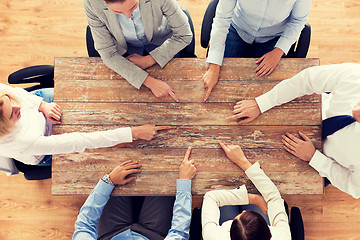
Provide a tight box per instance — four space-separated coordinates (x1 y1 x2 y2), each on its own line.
72 146 196 240
202 0 311 101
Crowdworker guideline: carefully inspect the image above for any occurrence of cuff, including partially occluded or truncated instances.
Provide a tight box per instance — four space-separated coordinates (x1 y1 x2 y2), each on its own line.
132 71 148 89
275 37 292 55
245 162 262 178
206 50 224 67
309 150 328 173
96 179 115 196
117 127 133 143
176 179 191 193
149 50 170 69
255 92 275 113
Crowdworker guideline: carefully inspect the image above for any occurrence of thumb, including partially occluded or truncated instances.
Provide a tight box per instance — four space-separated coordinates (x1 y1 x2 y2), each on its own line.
122 176 137 185
299 131 311 141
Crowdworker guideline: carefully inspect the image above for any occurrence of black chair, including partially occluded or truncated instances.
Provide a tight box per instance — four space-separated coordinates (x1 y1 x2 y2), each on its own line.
86 8 196 58
189 207 202 240
6 66 54 180
200 0 311 58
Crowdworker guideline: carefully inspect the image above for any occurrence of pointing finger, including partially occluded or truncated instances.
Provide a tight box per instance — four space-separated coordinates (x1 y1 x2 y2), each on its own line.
218 140 229 152
183 146 192 161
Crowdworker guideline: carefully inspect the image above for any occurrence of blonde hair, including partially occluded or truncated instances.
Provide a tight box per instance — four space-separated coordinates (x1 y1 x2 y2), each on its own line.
0 90 20 138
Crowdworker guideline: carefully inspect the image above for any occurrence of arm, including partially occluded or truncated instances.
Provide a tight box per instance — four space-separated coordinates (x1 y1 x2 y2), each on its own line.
73 161 141 240
309 151 360 199
83 0 148 89
165 146 196 240
23 125 170 156
201 186 249 240
275 0 311 55
245 162 290 237
149 0 193 68
164 179 193 240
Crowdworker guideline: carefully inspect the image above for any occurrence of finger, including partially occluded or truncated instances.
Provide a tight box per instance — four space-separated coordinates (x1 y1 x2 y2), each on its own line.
265 67 275 76
49 118 60 124
238 117 252 125
256 65 268 76
52 107 62 116
204 87 213 102
125 163 141 170
256 55 265 64
169 91 179 102
122 176 137 184
54 104 62 113
286 133 300 143
282 139 296 151
183 146 192 161
126 168 142 175
226 112 246 121
283 134 297 145
283 145 297 156
155 126 171 131
218 140 230 152
50 112 61 121
260 67 272 77
189 159 195 164
299 131 311 141
120 160 133 166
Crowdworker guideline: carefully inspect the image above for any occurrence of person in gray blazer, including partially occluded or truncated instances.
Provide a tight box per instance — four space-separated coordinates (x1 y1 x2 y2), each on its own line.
84 0 193 101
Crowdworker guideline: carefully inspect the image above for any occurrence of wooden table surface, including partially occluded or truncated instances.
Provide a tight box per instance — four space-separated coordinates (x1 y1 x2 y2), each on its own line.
52 57 323 196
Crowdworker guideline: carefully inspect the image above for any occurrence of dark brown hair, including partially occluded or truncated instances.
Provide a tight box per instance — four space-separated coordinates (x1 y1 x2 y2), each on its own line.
104 0 127 3
230 211 271 240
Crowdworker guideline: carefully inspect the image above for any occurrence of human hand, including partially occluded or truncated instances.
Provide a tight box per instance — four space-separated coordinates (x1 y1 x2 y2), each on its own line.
352 100 360 123
203 63 220 102
179 146 196 179
255 48 284 76
226 100 261 124
282 131 316 162
131 124 171 141
143 76 178 102
126 53 156 69
218 140 252 171
38 101 62 124
109 160 142 185
248 193 268 215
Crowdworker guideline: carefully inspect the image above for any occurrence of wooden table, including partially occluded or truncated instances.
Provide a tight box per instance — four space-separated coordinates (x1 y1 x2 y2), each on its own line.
52 57 323 196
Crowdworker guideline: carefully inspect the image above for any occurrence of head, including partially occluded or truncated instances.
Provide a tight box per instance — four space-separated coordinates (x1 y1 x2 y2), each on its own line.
230 211 271 240
104 0 139 18
352 100 360 123
0 91 21 138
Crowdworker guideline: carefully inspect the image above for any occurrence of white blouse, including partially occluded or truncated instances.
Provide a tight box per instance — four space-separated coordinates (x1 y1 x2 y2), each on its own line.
0 83 132 165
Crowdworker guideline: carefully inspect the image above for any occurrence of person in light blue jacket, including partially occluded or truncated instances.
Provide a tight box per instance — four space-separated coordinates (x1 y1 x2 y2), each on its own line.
72 146 196 240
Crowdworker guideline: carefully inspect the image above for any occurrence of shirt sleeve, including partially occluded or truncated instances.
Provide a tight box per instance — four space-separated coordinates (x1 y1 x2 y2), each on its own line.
149 0 193 68
309 150 360 199
206 0 237 66
72 179 115 240
21 127 133 156
255 63 360 113
0 83 43 110
201 185 249 240
164 179 192 240
245 162 291 239
275 0 311 54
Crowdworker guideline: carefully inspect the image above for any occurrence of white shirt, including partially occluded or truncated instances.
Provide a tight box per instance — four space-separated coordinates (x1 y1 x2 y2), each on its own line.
207 0 311 66
0 83 133 165
255 63 360 198
202 162 291 240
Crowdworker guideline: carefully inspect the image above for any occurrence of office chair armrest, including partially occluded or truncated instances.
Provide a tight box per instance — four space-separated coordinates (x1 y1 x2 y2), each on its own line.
8 65 54 89
200 0 219 49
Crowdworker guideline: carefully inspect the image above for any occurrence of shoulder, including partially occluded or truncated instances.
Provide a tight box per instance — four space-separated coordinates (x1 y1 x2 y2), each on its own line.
84 0 107 12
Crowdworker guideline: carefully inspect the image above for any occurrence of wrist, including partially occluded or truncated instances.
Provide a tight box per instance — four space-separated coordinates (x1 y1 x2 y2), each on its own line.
38 101 46 112
131 127 139 139
237 159 252 171
102 174 115 186
145 55 156 67
208 63 221 73
143 76 154 88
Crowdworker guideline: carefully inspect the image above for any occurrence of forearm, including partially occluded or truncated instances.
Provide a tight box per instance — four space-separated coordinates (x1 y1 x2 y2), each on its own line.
73 180 114 240
164 179 192 240
25 127 133 156
150 0 192 68
309 151 360 199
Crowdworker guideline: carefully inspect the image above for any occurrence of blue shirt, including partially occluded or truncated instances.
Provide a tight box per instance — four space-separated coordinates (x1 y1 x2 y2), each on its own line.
72 179 192 240
117 5 157 55
207 0 311 66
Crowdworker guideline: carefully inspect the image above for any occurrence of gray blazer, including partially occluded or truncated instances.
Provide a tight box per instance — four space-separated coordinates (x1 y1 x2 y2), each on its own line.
84 0 193 89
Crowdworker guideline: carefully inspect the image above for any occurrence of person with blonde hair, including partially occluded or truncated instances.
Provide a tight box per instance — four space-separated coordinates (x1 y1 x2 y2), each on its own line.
0 83 169 166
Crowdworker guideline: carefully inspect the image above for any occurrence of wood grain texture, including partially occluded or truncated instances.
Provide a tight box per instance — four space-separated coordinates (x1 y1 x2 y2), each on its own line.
53 125 322 149
52 171 323 196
